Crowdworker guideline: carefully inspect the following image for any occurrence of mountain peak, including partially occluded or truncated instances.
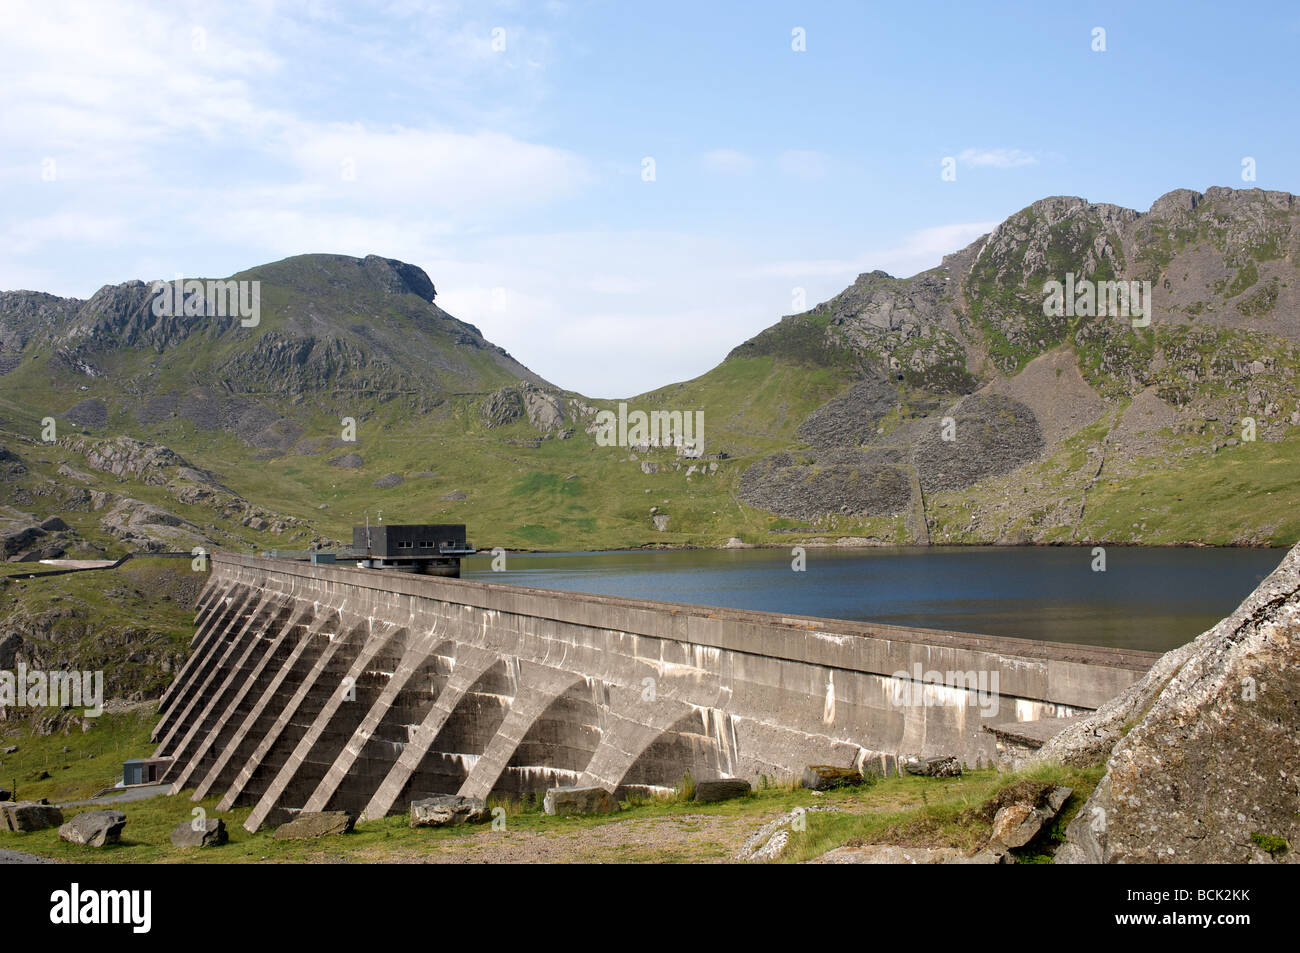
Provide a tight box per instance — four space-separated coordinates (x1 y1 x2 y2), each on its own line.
359 255 436 302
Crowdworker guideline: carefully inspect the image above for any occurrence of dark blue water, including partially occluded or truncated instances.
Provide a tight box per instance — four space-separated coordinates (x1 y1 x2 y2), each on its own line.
463 546 1284 652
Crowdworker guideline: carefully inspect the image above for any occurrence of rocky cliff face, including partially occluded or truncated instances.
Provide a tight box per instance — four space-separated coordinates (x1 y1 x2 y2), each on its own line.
1041 540 1300 863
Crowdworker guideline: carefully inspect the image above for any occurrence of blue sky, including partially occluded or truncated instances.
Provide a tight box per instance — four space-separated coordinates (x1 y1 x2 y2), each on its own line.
2 0 1297 396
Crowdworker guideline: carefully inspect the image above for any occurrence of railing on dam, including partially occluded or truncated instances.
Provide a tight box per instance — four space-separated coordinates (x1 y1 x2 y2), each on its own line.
152 553 1158 831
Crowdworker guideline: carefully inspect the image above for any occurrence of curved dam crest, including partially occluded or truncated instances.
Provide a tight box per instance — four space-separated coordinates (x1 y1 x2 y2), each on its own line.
150 554 1157 832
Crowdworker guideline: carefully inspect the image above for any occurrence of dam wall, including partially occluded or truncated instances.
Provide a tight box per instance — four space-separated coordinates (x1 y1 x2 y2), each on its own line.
151 554 1157 831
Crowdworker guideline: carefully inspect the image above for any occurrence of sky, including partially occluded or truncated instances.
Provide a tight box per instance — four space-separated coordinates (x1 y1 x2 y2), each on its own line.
2 0 1298 398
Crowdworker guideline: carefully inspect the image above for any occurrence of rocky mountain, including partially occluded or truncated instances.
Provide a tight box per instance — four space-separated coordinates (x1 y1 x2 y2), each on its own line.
1 187 1298 573
728 186 1300 545
1 186 1298 710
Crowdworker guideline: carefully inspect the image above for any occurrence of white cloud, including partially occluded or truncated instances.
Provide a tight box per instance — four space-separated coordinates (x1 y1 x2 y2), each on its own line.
283 124 589 212
738 220 998 283
701 149 756 174
955 148 1038 169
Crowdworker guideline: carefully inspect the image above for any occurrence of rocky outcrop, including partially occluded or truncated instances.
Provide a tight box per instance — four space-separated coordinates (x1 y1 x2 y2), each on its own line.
523 387 567 432
99 498 206 550
1045 540 1300 863
360 255 436 301
481 386 524 427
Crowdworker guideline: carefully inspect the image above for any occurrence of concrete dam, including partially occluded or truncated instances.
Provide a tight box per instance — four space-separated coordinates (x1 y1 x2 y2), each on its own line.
151 554 1158 832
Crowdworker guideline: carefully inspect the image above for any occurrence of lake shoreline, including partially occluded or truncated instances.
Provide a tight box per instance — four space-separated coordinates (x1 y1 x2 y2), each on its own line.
475 539 1290 556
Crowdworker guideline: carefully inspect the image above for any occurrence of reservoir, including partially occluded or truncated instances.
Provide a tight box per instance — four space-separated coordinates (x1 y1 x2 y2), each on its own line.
463 545 1284 652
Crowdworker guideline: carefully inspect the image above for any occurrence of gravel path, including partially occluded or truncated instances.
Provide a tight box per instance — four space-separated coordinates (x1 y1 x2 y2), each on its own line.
0 848 59 864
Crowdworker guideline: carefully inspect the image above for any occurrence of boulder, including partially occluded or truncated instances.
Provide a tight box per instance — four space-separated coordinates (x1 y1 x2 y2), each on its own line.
904 755 962 778
801 765 863 791
0 800 63 832
693 778 752 803
1047 540 1300 864
409 795 490 827
982 785 1071 852
272 810 355 840
170 817 228 848
543 786 619 816
58 809 126 847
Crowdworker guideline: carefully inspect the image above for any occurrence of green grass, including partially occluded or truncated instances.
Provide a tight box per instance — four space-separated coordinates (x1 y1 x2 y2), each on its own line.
776 762 1103 864
0 708 157 805
0 712 1104 864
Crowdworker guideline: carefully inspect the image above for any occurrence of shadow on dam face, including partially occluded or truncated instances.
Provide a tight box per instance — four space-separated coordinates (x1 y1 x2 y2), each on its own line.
150 554 1157 832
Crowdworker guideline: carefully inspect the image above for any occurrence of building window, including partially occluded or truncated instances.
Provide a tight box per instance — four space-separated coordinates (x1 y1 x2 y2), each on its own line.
397 540 413 549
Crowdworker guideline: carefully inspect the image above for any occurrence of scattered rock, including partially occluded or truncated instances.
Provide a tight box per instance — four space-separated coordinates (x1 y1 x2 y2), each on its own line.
651 513 670 532
543 786 619 816
735 806 845 862
987 786 1071 851
409 795 490 827
801 765 863 791
371 473 404 489
693 778 752 803
170 817 228 847
272 810 355 840
903 755 962 778
440 491 467 501
0 801 63 832
64 398 109 429
58 810 127 847
327 453 363 469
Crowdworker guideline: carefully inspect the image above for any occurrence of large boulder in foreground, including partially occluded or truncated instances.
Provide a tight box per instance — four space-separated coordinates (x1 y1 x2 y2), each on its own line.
59 810 126 847
1042 541 1300 864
